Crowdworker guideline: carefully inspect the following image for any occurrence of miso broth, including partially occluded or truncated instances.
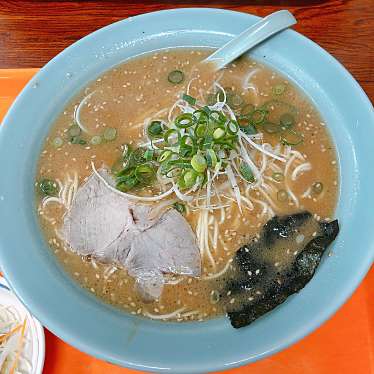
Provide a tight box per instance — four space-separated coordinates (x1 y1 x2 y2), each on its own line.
36 48 338 322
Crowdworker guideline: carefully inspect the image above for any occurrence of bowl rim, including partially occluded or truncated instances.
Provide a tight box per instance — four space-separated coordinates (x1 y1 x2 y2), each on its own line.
0 7 373 373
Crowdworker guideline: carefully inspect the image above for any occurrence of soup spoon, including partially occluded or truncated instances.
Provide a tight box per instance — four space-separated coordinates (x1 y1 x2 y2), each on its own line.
204 10 296 70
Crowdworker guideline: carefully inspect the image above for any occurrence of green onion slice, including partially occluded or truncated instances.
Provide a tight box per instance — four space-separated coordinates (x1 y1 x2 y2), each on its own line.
135 163 155 182
280 129 303 146
144 149 155 161
175 113 194 129
277 189 288 202
191 154 207 173
173 202 186 214
195 123 208 138
272 84 286 96
250 109 267 125
90 135 103 145
52 137 63 148
147 120 164 138
164 129 179 145
182 94 196 106
193 110 209 124
103 127 117 141
227 120 239 135
180 134 195 147
272 172 284 182
206 149 217 168
39 178 59 196
158 150 172 163
183 169 198 188
209 111 226 124
280 113 295 130
239 163 255 182
168 70 184 84
213 127 225 140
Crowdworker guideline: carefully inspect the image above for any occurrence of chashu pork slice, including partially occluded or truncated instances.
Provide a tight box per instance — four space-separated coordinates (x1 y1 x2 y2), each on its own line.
122 208 201 300
61 171 134 262
61 170 201 300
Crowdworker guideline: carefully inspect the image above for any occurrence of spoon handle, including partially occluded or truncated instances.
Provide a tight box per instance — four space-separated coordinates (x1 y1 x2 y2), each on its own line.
204 10 297 70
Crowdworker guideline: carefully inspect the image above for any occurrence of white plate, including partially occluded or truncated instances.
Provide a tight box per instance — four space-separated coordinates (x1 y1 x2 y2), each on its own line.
0 276 45 373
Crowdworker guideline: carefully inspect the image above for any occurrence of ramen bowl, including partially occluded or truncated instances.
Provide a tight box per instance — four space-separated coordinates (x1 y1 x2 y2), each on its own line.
0 8 373 373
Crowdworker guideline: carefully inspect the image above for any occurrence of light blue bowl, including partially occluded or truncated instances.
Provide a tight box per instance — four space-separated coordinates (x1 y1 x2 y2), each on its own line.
0 8 373 373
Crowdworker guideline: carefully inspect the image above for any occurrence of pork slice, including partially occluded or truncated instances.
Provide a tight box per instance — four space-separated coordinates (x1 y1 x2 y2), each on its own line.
62 169 201 301
62 172 134 262
123 209 201 299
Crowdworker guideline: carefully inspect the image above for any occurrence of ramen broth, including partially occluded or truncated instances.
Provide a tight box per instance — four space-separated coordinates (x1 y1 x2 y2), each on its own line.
36 48 338 321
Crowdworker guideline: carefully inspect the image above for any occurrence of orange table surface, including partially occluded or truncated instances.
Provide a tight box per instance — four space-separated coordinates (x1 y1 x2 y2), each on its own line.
0 69 373 374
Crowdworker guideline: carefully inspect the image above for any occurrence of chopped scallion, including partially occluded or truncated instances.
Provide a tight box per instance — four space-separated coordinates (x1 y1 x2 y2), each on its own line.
103 127 117 141
277 189 288 202
239 162 254 182
227 120 239 135
52 137 63 148
195 123 207 138
213 128 225 140
164 129 179 145
173 202 186 214
191 154 207 173
272 84 286 96
175 113 194 129
147 121 163 138
272 172 284 182
158 150 172 163
144 149 155 161
135 163 155 183
280 129 303 146
183 169 198 188
182 94 196 106
280 113 295 130
90 135 103 145
250 109 267 125
39 178 59 196
206 149 217 168
168 70 184 84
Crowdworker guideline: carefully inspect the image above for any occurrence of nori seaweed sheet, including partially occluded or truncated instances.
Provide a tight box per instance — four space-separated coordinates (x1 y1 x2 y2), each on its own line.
223 212 339 328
